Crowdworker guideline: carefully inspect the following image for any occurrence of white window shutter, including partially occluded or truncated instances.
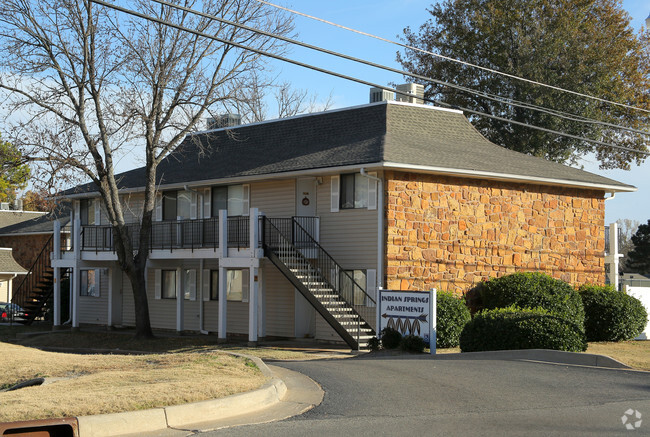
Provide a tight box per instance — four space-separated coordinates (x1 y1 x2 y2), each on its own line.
330 175 340 212
155 193 162 222
154 269 162 299
242 184 250 216
188 269 197 301
366 269 376 307
190 192 198 220
242 269 250 303
368 172 377 210
202 269 211 301
203 188 211 219
94 199 101 224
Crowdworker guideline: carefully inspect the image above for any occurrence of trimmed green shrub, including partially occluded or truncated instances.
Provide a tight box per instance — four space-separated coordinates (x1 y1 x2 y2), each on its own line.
459 306 587 352
436 291 471 348
400 334 426 353
380 327 402 349
478 273 585 329
367 336 381 351
579 284 648 342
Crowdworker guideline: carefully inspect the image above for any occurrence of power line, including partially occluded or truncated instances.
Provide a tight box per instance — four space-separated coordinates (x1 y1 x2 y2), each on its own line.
254 0 650 116
89 0 650 157
149 0 650 137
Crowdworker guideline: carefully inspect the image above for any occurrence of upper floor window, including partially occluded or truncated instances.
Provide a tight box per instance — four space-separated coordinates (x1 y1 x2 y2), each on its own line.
211 184 249 217
340 173 368 209
163 190 192 221
80 199 96 225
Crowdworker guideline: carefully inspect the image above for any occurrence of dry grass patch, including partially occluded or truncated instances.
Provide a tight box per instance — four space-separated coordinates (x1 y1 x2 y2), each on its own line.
0 343 265 422
587 341 650 371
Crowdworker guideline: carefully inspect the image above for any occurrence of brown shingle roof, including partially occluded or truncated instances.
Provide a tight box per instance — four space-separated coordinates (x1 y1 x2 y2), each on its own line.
0 249 27 274
60 101 635 195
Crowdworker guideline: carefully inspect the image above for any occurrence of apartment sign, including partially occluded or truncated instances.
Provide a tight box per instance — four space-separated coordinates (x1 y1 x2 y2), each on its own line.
378 289 436 350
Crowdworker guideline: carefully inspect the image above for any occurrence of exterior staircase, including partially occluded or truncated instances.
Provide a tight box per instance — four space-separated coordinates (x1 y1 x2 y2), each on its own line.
262 217 376 349
11 235 65 324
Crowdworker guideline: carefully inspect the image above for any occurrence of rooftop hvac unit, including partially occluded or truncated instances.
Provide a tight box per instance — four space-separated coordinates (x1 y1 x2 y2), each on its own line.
207 113 242 130
369 88 394 103
0 203 9 211
395 83 425 104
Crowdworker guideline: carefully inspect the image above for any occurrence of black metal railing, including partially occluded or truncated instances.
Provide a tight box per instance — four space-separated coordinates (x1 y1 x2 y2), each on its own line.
263 216 376 331
11 234 54 324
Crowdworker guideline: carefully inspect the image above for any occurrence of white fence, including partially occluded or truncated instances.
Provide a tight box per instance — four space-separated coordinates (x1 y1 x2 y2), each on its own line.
625 285 650 340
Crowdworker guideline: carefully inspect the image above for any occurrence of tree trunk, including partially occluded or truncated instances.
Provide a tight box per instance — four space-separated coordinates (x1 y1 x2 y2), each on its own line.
126 266 154 339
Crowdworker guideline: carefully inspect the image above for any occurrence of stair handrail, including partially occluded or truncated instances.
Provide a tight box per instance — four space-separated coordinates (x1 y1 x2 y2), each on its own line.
263 217 375 307
290 216 376 306
11 234 54 320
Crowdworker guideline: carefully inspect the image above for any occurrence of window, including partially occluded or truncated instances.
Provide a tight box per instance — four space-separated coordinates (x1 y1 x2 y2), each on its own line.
226 269 249 302
210 270 219 300
80 270 99 297
341 269 367 305
182 269 196 301
162 191 177 221
163 190 192 220
161 269 177 299
340 173 368 209
211 184 249 217
80 199 96 225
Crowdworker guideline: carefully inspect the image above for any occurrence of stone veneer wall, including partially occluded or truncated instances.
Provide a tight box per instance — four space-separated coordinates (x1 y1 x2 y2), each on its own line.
385 171 605 292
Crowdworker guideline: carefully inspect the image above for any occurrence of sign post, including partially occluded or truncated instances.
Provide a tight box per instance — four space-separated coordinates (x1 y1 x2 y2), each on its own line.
378 288 437 354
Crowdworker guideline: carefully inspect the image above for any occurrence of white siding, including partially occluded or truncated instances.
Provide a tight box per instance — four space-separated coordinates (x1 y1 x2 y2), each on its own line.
121 272 135 327
226 301 249 334
317 176 378 269
146 267 177 330
250 180 295 217
78 269 108 325
263 261 295 337
121 193 145 223
315 313 342 342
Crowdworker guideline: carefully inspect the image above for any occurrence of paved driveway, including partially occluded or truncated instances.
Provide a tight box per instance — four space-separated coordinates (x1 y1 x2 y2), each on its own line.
208 355 650 436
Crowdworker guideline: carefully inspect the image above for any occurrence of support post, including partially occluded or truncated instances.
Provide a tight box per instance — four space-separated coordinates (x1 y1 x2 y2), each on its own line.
53 267 61 327
218 266 227 342
72 218 81 329
176 267 183 332
248 266 259 346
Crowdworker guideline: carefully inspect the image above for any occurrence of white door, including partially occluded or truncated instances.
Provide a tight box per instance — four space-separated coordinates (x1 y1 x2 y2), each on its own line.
296 178 317 217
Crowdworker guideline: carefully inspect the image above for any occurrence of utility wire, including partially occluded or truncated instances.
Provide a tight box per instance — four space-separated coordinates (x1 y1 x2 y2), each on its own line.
150 0 649 137
254 0 650 116
89 0 650 157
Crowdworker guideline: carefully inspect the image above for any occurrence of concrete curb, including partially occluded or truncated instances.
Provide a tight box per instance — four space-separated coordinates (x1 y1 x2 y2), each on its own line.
77 353 287 437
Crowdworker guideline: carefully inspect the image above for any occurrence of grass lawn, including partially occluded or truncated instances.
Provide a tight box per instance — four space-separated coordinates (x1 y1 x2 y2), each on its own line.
0 342 264 422
586 341 650 371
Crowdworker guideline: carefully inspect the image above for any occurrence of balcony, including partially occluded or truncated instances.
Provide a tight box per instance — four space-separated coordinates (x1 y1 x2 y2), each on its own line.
77 215 320 254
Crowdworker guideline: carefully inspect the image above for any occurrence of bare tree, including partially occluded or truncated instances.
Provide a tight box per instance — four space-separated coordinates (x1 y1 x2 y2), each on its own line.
218 71 334 124
0 0 292 338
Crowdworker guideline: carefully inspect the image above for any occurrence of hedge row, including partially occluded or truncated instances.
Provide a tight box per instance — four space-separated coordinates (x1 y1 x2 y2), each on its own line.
459 306 587 352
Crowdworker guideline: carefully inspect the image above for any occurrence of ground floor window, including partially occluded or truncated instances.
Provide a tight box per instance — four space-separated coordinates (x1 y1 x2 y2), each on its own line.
162 269 176 299
80 270 99 297
341 269 367 306
226 269 249 302
210 270 219 300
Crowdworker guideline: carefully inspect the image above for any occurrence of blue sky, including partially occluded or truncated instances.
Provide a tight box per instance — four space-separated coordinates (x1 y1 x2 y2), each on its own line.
266 0 649 225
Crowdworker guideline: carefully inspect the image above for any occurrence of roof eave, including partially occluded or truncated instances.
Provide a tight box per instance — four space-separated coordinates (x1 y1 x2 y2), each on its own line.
382 162 636 193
